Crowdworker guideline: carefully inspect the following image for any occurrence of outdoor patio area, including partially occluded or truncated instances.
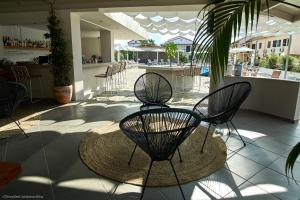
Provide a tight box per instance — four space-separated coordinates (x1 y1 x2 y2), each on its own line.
0 99 300 200
1 1 300 200
93 66 210 106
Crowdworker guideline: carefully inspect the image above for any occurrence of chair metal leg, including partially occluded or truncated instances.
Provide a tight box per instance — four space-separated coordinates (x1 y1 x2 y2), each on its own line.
39 77 43 100
169 160 186 200
128 144 137 165
29 79 33 103
230 121 246 146
201 123 211 153
140 160 153 200
177 148 183 162
9 116 29 138
225 122 232 143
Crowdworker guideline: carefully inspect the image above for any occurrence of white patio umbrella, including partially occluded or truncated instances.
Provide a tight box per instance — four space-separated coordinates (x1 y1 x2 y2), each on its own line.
230 47 254 53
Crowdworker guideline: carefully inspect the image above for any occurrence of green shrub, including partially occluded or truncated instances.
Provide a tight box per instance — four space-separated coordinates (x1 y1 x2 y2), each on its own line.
292 65 300 73
179 52 188 64
268 54 279 69
280 55 295 71
259 57 268 68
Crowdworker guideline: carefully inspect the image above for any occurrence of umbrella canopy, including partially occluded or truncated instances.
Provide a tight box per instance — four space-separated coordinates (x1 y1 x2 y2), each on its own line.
115 44 129 51
115 44 144 52
230 47 255 53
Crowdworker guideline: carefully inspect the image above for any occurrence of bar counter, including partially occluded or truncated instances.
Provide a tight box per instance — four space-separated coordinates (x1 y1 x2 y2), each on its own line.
138 65 195 91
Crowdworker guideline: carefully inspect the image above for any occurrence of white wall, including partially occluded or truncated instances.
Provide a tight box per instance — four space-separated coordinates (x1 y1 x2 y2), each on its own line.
224 76 300 122
81 37 101 59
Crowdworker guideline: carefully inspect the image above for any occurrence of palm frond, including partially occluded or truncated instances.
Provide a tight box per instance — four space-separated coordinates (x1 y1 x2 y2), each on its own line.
286 142 300 181
191 0 267 82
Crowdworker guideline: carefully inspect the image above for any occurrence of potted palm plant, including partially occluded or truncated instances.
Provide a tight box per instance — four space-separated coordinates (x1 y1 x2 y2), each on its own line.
44 2 72 104
164 42 178 67
191 0 300 178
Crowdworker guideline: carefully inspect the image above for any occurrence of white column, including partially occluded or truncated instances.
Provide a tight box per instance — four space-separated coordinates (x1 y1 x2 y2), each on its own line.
57 11 84 100
100 30 115 62
284 34 293 79
156 51 159 62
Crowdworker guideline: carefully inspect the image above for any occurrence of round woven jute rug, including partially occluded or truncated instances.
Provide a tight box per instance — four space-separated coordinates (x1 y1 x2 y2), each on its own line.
79 123 227 187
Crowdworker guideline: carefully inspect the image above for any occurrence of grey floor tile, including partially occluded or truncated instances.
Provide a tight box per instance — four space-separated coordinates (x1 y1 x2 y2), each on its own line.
225 154 265 180
223 135 247 152
143 187 168 200
182 181 222 200
109 183 141 200
1 136 54 199
252 136 292 156
268 156 300 182
5 132 43 163
249 168 300 200
6 100 300 200
237 143 280 166
54 177 110 200
224 181 280 200
198 167 246 198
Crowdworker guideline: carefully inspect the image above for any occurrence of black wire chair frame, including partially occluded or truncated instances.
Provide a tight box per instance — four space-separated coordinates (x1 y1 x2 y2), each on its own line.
134 72 173 110
193 81 251 152
0 79 28 138
119 108 201 200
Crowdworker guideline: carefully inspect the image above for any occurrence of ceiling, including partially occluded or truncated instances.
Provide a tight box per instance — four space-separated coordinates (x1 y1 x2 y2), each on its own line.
0 0 208 13
77 11 148 40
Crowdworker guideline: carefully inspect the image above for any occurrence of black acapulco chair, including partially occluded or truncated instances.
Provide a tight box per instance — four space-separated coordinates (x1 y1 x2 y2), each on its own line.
0 78 28 137
134 72 173 110
193 81 251 153
119 108 201 200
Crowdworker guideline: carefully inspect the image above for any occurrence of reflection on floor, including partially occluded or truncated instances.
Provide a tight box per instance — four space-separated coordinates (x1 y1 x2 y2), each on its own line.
0 100 300 200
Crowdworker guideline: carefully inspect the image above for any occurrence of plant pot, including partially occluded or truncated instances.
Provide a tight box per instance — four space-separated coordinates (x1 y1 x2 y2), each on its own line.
53 85 73 104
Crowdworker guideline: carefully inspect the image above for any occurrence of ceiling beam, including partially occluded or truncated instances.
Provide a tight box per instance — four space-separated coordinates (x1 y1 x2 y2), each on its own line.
261 0 282 11
0 0 209 13
269 8 294 22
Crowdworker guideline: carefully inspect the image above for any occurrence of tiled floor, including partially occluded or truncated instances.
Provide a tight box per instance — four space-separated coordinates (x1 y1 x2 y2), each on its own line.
0 101 300 200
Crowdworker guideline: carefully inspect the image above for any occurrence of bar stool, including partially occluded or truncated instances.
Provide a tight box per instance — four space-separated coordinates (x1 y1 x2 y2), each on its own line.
111 63 120 92
95 65 113 96
119 61 127 85
10 65 43 102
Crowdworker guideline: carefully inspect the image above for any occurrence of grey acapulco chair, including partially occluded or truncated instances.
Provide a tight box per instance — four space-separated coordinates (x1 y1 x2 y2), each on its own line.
119 108 201 200
193 81 251 152
0 78 28 137
134 72 173 110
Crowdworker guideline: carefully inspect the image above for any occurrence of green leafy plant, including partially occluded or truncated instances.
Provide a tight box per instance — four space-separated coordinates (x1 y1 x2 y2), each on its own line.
259 57 268 68
44 2 71 87
191 0 300 82
139 39 156 47
179 52 188 64
280 55 295 71
268 54 279 69
165 42 178 66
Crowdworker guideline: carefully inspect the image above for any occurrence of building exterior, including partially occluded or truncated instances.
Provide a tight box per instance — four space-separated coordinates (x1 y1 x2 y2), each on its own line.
165 36 193 53
234 34 300 58
128 40 141 47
